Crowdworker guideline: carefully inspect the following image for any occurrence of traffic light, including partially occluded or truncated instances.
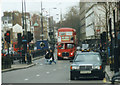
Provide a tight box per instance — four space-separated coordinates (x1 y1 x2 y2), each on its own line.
102 32 106 43
17 33 22 47
4 31 10 43
100 32 106 44
27 31 33 43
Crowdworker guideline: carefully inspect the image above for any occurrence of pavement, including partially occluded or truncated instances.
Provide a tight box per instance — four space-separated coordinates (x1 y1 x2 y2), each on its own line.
2 55 44 73
105 65 114 82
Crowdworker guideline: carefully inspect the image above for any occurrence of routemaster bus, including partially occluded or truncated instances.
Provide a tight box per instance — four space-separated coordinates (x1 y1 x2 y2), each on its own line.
57 28 76 60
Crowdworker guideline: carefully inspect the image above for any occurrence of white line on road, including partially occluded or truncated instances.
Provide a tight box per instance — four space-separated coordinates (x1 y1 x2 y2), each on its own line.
36 74 40 77
40 64 43 65
24 78 29 81
46 72 50 74
53 69 56 71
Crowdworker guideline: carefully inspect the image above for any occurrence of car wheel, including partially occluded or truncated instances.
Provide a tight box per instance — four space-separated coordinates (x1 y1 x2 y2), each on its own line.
99 73 105 80
70 75 74 80
99 77 104 80
57 56 62 60
111 80 114 84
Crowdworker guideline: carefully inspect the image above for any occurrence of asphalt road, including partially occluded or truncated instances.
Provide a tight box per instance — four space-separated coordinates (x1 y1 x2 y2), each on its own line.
2 49 110 84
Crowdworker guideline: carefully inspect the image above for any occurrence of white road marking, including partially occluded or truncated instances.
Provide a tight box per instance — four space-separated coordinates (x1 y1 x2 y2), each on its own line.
53 69 56 71
40 64 43 65
36 63 39 64
36 74 40 77
24 78 28 81
46 72 50 74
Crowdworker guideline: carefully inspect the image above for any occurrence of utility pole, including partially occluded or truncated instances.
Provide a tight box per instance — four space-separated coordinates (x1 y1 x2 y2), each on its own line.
22 0 24 30
22 0 27 63
41 2 44 41
24 0 27 36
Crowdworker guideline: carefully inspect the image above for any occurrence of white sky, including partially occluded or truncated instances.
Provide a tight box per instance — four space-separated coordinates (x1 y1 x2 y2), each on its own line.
1 0 80 22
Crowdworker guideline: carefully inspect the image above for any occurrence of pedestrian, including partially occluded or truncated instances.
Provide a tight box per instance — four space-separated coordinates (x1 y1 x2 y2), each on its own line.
45 49 50 64
49 48 56 64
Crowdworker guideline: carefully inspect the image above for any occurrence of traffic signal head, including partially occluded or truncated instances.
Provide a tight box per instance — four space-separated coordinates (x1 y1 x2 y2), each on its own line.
17 33 22 47
27 31 33 43
100 32 106 45
4 31 10 43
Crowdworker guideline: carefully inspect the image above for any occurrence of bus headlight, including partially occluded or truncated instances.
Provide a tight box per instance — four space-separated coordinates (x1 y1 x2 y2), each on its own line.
70 52 73 55
58 53 61 55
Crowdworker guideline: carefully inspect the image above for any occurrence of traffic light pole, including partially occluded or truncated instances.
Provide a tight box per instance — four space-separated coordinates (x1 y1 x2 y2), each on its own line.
109 18 114 71
40 2 44 51
7 43 9 56
113 10 119 73
22 0 28 63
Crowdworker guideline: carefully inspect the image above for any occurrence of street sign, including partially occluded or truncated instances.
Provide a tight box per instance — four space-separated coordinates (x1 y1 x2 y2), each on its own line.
22 40 27 42
40 34 44 36
118 33 120 40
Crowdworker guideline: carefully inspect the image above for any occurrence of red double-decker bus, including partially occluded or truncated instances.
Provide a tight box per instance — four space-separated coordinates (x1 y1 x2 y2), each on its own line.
57 28 76 60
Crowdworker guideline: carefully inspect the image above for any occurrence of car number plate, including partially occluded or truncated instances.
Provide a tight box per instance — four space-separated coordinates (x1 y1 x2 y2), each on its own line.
64 57 68 59
80 71 91 74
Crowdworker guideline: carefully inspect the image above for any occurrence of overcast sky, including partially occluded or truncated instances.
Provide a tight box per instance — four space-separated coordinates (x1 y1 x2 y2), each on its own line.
1 0 80 22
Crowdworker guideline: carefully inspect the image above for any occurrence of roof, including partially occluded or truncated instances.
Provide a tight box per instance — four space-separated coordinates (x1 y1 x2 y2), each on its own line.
13 24 23 33
76 52 100 55
58 28 75 31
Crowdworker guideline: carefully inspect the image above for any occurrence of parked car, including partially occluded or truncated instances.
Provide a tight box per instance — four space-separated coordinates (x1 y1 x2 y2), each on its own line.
70 52 105 80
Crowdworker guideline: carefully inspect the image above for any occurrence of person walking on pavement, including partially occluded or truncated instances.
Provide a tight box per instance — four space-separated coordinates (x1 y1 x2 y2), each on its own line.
49 48 56 64
45 49 50 64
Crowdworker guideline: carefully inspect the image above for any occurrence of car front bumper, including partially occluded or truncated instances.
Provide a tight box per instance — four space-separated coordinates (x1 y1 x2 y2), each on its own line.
70 69 105 79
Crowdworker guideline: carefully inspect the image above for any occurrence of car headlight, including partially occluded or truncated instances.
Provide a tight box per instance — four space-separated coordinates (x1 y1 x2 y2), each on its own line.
94 66 102 69
70 66 79 70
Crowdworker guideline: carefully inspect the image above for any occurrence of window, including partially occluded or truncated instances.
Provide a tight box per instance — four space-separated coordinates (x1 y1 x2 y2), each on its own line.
75 54 101 62
59 32 73 36
66 44 74 49
58 43 65 49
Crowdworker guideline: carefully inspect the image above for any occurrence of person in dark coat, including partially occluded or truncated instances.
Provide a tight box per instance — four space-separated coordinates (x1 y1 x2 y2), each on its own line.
45 49 50 64
49 48 56 64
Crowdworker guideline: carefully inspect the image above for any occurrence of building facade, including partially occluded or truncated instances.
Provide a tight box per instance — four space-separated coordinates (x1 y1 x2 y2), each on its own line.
79 2 87 41
85 2 106 39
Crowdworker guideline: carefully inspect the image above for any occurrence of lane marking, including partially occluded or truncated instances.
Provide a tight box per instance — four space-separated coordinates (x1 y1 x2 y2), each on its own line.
53 69 56 71
40 64 43 65
36 74 40 77
46 72 50 74
24 78 28 81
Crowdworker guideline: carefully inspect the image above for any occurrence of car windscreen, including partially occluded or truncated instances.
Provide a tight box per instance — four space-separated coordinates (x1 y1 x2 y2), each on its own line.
66 44 74 49
74 54 101 62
